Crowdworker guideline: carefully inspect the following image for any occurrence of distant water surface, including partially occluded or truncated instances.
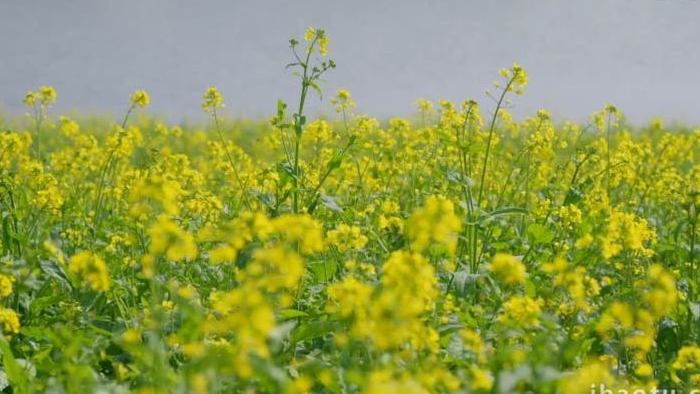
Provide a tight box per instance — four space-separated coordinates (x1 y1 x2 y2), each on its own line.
1 0 699 125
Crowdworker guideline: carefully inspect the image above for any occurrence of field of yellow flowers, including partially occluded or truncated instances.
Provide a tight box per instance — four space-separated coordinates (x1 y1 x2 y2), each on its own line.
1 27 700 393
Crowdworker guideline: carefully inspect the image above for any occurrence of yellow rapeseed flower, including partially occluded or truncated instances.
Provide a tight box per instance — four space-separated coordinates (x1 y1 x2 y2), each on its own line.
304 26 315 43
147 215 198 262
23 90 37 107
327 223 368 253
406 196 461 255
38 85 57 105
130 89 150 108
326 277 373 318
68 251 111 291
488 253 526 285
0 274 14 298
201 86 224 114
0 307 20 335
498 295 543 328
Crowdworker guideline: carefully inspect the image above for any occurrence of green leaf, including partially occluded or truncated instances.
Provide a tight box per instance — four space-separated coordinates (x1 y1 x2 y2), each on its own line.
310 260 337 283
319 194 343 213
564 187 584 205
452 270 478 296
491 241 510 251
524 279 537 297
438 323 463 335
39 260 72 291
690 302 700 320
498 365 533 393
277 162 298 182
308 81 323 99
527 223 554 244
1 215 12 253
0 336 29 394
0 370 9 391
279 309 309 320
292 319 337 342
478 206 528 224
29 295 65 317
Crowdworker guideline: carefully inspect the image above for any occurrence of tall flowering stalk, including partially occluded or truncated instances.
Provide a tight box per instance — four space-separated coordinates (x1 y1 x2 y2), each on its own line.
93 89 150 228
201 86 249 209
23 85 57 159
273 27 335 213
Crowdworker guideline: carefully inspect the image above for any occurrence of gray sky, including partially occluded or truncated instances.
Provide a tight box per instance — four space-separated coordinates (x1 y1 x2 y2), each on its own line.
1 0 699 125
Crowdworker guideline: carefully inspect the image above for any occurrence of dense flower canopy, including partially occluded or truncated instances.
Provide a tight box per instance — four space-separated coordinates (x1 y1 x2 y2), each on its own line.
0 28 699 393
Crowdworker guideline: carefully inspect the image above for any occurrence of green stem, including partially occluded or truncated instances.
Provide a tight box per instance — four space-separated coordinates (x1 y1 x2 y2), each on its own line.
212 108 250 210
291 37 318 213
690 207 697 301
476 78 514 206
471 78 515 271
606 111 612 195
33 104 44 160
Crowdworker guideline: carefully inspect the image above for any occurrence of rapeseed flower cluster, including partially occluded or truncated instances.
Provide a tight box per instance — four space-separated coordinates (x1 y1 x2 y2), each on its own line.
672 345 700 386
488 253 526 285
0 307 20 336
23 85 57 107
326 223 368 252
0 274 14 298
130 89 150 108
68 251 111 291
601 209 656 259
405 196 461 255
